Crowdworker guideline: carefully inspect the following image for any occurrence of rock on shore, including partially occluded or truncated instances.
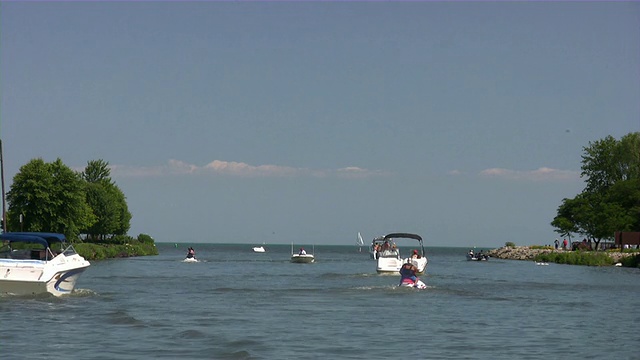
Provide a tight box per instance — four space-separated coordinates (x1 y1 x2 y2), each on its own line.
487 246 554 261
487 246 633 263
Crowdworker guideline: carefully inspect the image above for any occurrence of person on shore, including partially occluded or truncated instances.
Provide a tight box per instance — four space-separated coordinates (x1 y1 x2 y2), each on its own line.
562 239 568 250
554 239 559 250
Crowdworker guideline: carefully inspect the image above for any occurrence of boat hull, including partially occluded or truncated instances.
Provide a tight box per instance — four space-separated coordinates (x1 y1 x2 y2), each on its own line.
291 254 315 263
0 258 89 297
252 247 266 253
376 257 427 274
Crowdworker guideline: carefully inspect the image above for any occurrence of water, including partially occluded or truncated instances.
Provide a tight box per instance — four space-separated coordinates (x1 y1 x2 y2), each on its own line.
2 243 639 360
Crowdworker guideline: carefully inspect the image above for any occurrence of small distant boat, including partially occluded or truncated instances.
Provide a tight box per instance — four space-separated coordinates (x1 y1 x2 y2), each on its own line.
291 244 315 263
467 251 489 261
535 261 549 266
252 246 266 253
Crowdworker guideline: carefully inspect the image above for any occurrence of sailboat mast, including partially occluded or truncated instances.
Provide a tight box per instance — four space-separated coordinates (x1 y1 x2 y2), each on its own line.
0 139 5 233
0 3 5 233
0 139 7 233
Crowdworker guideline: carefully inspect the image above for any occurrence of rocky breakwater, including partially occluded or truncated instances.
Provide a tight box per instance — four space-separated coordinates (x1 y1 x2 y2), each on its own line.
487 246 553 261
487 246 634 264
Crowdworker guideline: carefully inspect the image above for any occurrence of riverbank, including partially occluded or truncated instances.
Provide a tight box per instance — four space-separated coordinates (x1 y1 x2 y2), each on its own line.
75 242 158 260
487 246 637 266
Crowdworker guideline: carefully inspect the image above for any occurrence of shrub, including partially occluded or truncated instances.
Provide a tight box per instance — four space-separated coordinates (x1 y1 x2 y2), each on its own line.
505 242 516 248
534 251 615 266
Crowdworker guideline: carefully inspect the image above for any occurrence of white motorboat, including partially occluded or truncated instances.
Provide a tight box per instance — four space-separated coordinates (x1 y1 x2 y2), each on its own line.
375 233 428 274
0 232 90 297
291 244 315 263
252 246 266 253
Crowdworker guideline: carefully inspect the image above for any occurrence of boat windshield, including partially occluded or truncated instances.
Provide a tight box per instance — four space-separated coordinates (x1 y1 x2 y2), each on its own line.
0 241 56 261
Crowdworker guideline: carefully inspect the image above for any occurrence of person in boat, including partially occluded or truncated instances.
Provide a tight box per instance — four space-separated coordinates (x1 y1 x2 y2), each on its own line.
186 247 196 259
299 248 306 255
411 249 421 259
399 262 419 285
468 249 474 258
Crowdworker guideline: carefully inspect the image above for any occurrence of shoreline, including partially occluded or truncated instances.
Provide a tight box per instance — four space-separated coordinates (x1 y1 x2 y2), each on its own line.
486 246 634 264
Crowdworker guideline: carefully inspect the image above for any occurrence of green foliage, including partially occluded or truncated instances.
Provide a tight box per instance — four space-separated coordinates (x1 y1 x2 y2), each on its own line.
530 245 553 250
74 241 158 260
505 241 515 247
137 233 155 244
82 159 113 184
6 157 155 260
81 160 131 240
552 132 640 246
6 158 96 239
619 254 640 268
534 251 615 266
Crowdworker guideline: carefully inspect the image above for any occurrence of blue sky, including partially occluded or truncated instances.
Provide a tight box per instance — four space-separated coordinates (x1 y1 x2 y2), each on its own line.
1 2 638 247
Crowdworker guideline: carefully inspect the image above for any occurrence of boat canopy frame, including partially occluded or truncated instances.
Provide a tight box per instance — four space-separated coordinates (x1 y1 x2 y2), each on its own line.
1 232 67 248
381 233 425 256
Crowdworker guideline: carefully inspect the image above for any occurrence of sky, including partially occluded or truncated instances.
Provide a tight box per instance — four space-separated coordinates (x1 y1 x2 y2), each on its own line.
1 2 638 248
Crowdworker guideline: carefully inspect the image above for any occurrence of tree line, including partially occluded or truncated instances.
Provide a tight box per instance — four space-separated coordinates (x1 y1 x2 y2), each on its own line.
5 158 132 242
551 132 640 250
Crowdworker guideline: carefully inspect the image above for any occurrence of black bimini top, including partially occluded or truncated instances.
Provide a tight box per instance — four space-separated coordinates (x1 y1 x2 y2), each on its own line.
383 233 422 242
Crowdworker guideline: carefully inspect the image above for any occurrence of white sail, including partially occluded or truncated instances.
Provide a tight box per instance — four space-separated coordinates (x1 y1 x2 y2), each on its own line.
357 232 364 246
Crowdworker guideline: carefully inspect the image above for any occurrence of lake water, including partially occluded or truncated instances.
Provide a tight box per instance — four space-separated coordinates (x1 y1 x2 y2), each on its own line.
1 243 638 360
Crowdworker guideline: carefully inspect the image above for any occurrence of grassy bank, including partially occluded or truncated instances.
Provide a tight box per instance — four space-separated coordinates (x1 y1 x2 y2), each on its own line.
74 242 158 261
534 250 640 267
73 234 159 260
534 251 614 266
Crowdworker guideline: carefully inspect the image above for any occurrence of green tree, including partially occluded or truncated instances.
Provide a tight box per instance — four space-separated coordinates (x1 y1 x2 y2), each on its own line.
6 158 96 239
552 132 640 248
82 159 113 184
551 197 580 243
81 160 131 240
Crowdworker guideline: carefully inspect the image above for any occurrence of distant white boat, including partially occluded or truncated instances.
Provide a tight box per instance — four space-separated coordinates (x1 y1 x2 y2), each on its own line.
252 246 266 253
291 244 315 263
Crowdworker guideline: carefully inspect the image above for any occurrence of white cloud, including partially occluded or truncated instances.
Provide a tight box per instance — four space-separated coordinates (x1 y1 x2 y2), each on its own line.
109 159 386 179
478 167 580 182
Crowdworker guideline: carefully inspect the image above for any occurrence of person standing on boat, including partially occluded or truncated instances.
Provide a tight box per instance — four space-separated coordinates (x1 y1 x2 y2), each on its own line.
299 248 306 255
186 247 196 259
